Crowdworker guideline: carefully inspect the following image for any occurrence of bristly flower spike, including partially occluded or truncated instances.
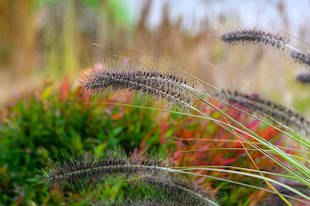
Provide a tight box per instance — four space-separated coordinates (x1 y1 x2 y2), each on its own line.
80 63 194 107
290 50 310 67
220 29 289 50
43 156 169 188
220 29 310 68
43 155 218 206
218 90 310 135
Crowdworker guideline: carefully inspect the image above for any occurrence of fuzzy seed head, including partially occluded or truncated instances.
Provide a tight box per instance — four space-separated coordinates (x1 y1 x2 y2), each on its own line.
80 63 193 107
290 50 310 67
43 156 169 189
143 176 216 206
219 89 310 135
43 155 217 205
220 29 289 50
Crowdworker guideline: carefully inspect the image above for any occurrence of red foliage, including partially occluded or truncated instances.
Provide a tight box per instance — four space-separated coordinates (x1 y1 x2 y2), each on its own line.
153 99 299 205
59 74 71 102
168 105 285 169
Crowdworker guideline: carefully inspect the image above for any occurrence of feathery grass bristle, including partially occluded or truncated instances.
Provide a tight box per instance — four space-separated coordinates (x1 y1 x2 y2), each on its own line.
290 50 310 67
43 154 217 206
218 90 310 135
220 29 288 50
43 156 169 189
122 201 186 206
80 63 193 106
262 179 310 206
143 176 216 206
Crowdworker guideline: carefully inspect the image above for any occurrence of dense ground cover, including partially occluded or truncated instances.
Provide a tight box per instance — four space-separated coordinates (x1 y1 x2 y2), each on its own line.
0 80 292 205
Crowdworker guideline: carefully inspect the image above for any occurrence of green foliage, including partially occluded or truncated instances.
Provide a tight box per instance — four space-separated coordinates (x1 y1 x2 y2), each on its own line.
0 83 307 205
0 93 161 204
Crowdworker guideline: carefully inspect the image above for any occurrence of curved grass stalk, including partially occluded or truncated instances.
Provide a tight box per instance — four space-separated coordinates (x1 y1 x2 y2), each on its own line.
182 85 310 180
211 120 307 186
74 100 309 184
91 164 310 202
187 174 309 205
90 101 310 197
75 100 298 172
189 82 307 147
45 162 218 206
106 49 310 150
79 67 310 191
45 156 309 204
183 147 306 154
177 138 307 155
92 46 310 151
78 100 310 165
188 100 310 183
175 165 295 180
164 60 310 148
225 110 292 206
194 110 306 186
280 29 310 50
68 171 307 206
184 84 310 149
171 168 310 202
182 148 310 163
86 46 310 203
72 100 309 201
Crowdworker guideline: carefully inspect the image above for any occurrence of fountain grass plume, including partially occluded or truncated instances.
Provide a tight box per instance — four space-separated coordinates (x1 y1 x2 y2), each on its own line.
290 51 310 67
218 90 310 136
142 176 217 206
43 154 218 206
43 155 169 189
220 29 310 68
80 63 193 107
220 29 288 50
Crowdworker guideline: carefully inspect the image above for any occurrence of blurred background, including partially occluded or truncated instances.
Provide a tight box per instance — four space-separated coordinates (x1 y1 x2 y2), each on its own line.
2 0 310 112
3 1 310 205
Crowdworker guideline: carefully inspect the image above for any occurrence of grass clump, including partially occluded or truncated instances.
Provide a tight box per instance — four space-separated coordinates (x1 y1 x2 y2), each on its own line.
0 89 162 204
